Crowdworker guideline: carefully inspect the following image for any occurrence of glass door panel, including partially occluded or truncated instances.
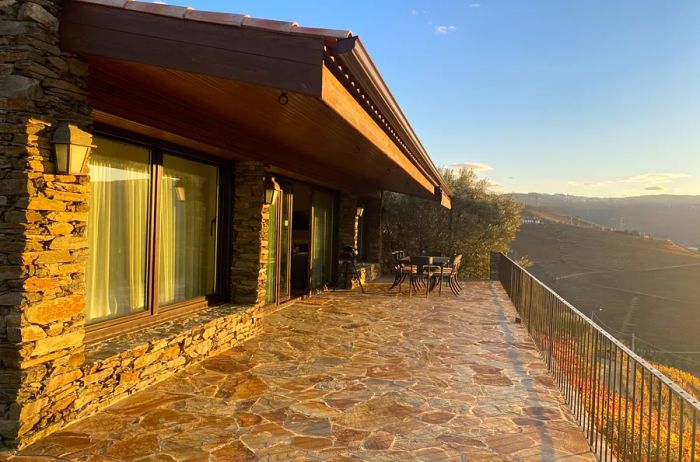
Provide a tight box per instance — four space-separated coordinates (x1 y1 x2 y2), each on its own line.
265 193 279 305
279 185 292 302
159 154 218 306
310 191 335 290
86 137 150 324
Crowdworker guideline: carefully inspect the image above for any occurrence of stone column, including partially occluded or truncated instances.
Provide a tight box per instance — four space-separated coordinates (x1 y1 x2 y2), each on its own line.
230 161 269 305
338 192 359 251
336 193 359 288
363 195 383 263
1 0 92 447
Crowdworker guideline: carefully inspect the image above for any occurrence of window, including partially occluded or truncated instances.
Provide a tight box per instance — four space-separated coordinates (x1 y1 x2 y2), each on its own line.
159 154 218 306
86 135 220 325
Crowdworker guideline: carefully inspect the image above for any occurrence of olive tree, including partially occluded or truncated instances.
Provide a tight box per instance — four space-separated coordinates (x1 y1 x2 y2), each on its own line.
382 168 521 279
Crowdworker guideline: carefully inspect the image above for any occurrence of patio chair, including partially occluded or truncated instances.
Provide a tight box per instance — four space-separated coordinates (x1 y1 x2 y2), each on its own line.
389 250 406 289
431 254 462 296
408 255 434 295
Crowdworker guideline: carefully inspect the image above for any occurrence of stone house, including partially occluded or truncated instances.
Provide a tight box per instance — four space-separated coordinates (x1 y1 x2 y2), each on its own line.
0 0 450 448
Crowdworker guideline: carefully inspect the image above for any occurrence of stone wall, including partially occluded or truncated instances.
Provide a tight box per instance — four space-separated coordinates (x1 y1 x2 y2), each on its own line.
20 304 261 448
1 0 92 448
338 192 358 251
230 161 269 305
337 262 381 289
362 195 382 262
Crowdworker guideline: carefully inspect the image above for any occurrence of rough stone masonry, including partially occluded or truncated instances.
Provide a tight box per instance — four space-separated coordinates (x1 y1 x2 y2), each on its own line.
0 1 271 448
1 0 93 447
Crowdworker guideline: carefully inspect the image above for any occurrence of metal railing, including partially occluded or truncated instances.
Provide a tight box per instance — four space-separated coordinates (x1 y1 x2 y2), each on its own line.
497 253 699 462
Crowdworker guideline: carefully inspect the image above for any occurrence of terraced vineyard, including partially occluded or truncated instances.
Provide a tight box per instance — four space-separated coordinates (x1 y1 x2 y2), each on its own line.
510 221 700 376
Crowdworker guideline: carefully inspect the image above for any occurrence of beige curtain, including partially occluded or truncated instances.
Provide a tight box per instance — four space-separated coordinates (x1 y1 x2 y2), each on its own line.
159 155 217 306
86 139 149 323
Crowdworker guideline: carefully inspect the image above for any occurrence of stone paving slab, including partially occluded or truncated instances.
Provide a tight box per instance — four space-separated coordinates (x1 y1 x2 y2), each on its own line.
1 281 596 461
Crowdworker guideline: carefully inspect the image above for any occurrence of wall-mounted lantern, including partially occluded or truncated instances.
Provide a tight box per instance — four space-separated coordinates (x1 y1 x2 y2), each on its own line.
356 205 365 217
264 176 280 205
51 121 94 175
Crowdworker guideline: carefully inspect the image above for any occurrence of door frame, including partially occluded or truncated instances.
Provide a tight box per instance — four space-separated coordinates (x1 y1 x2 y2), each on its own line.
267 176 339 301
276 180 293 304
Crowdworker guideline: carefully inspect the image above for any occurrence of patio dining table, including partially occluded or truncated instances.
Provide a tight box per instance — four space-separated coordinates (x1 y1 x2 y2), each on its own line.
399 255 451 296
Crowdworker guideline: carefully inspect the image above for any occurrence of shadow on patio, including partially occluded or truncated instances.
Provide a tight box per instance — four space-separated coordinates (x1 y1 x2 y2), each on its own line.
4 281 595 461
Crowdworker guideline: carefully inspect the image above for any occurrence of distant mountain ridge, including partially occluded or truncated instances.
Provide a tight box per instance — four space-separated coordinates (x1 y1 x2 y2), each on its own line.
513 193 700 246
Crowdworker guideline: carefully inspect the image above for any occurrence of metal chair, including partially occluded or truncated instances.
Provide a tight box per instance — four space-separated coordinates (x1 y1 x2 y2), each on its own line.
389 250 406 289
431 254 462 296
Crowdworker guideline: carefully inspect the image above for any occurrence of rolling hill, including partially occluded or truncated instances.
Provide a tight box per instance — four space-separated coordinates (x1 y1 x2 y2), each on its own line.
509 218 700 376
514 193 700 247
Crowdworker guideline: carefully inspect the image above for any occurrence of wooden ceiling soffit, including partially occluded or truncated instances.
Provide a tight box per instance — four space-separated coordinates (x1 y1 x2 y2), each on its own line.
319 66 437 200
60 0 325 96
91 110 244 161
88 70 376 195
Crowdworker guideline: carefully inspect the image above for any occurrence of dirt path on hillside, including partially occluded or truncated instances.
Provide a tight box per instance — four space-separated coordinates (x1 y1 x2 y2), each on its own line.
555 262 700 281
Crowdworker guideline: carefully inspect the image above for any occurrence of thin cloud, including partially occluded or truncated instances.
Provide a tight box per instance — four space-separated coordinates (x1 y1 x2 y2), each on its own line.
469 3 481 7
435 25 457 34
486 179 504 192
568 172 690 188
445 162 493 174
645 185 665 191
624 173 689 184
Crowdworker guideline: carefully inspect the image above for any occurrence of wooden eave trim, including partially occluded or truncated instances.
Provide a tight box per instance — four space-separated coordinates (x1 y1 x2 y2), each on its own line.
60 0 325 96
334 41 452 198
319 66 436 199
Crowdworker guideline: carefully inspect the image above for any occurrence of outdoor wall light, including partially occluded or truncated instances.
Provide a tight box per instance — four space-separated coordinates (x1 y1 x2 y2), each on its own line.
356 205 365 217
264 176 280 205
51 121 94 175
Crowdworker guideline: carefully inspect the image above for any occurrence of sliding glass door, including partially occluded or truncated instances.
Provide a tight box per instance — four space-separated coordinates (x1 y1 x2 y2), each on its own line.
279 186 292 302
310 190 335 290
86 138 150 323
265 191 279 305
86 135 221 325
265 182 292 305
264 181 336 301
159 154 218 306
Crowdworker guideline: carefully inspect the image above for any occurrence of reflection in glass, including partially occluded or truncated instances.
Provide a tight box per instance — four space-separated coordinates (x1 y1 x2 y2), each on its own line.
86 137 150 323
279 189 292 302
311 191 335 289
265 193 279 304
159 154 218 306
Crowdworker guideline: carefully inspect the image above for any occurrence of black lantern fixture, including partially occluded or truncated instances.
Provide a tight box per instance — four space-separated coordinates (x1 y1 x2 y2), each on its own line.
51 121 94 175
264 176 280 205
356 205 365 217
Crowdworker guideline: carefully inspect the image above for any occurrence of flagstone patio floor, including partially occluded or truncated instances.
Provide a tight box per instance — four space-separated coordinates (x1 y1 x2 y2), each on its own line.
3 281 595 461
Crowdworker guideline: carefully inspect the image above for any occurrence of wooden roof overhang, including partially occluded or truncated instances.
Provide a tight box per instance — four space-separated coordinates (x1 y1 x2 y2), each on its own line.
61 0 451 207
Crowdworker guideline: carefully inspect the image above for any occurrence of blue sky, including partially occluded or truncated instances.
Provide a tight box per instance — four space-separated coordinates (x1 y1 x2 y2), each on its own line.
162 0 699 197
